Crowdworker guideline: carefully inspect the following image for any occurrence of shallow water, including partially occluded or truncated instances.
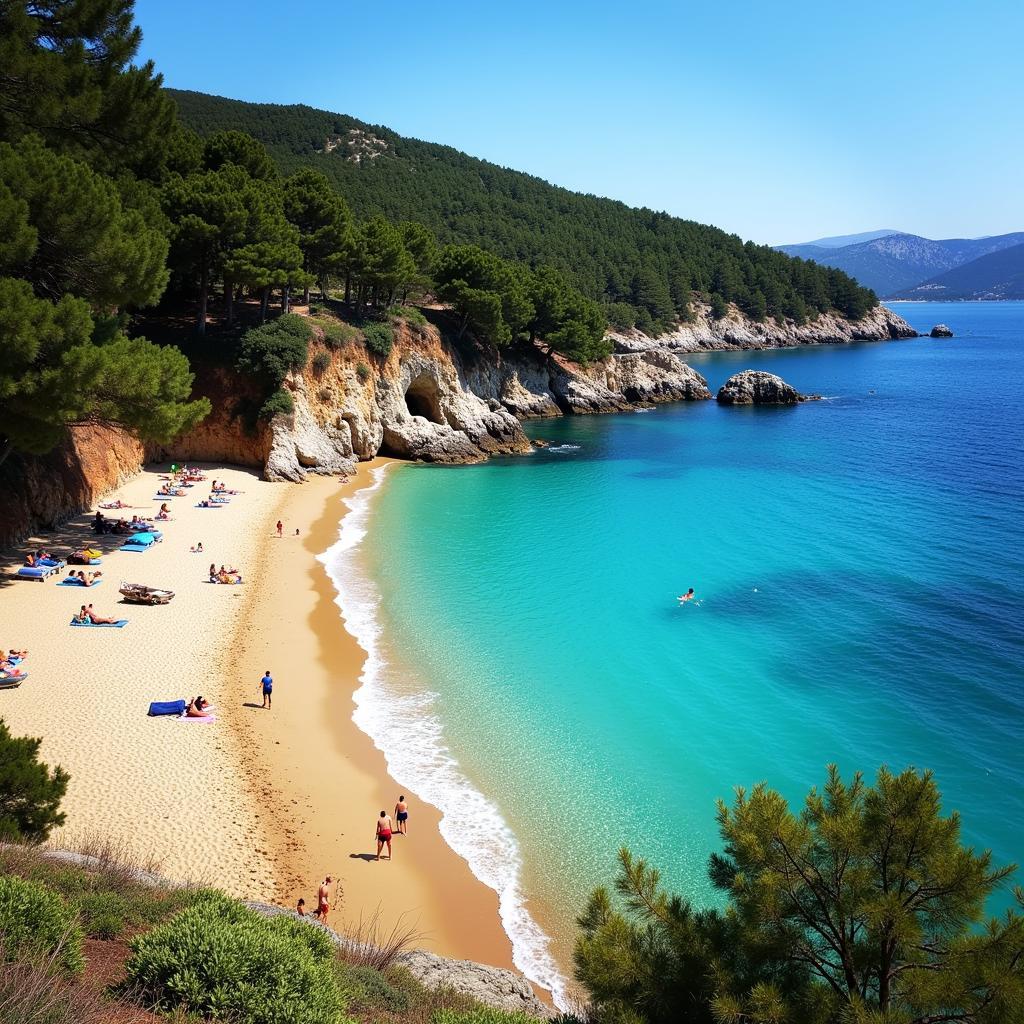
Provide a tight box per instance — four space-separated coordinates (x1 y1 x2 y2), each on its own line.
325 302 1024 1000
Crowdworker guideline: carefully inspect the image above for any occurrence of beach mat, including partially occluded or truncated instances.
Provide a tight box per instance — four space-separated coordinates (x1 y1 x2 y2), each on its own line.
180 715 217 723
69 619 128 628
58 579 102 587
120 544 149 552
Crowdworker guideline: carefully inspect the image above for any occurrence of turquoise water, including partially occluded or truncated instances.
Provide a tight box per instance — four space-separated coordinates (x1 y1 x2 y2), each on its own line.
329 302 1024 1000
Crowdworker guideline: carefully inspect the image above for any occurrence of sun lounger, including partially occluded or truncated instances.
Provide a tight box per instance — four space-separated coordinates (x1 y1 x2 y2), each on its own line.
58 579 102 587
69 619 128 628
148 699 186 717
0 674 26 690
17 566 56 581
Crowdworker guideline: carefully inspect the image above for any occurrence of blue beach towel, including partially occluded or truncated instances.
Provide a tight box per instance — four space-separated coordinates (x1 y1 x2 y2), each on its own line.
58 579 102 587
148 699 186 717
121 543 149 552
69 618 128 628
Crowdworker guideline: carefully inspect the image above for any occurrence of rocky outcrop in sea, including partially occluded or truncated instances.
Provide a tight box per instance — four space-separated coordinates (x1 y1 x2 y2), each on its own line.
716 370 815 405
930 323 954 337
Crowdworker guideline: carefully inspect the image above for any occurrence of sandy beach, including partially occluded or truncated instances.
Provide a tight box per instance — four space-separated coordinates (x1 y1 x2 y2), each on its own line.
0 459 515 971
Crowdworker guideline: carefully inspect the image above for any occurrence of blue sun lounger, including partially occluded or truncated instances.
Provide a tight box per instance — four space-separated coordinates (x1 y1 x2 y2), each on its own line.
17 565 58 581
70 619 128 628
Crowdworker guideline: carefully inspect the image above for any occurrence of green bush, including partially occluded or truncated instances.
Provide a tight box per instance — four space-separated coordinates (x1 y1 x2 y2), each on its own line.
338 963 411 1012
356 362 371 383
235 314 312 389
260 389 294 419
604 301 637 331
309 303 323 315
320 321 359 349
125 893 349 1024
362 321 394 358
431 1009 536 1024
0 876 83 974
312 351 331 374
77 890 129 939
387 304 429 328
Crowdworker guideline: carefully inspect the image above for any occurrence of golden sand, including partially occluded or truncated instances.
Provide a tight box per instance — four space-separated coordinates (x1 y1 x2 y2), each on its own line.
0 461 514 968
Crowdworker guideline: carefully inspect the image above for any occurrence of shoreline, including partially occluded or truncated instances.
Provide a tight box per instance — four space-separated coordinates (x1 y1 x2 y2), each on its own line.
225 460 521 973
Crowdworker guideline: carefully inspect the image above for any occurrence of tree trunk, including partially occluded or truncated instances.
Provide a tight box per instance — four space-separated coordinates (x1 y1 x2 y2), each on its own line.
344 270 351 306
224 277 234 327
303 284 310 305
282 285 290 313
260 286 269 323
0 437 13 471
197 263 209 335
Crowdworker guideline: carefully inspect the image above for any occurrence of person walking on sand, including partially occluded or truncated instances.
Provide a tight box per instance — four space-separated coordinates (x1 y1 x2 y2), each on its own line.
394 795 409 835
317 876 331 924
260 669 273 709
376 810 393 860
276 520 283 537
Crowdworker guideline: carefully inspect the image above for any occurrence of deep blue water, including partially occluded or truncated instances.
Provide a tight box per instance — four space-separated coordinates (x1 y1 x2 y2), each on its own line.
336 302 1024 996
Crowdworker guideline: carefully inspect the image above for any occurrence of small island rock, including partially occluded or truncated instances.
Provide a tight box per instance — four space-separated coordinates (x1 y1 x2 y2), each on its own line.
930 324 954 338
716 370 810 405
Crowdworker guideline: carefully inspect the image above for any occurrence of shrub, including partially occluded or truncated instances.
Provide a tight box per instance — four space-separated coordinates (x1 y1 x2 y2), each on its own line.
235 314 312 388
312 351 331 374
77 890 129 939
709 292 729 319
431 1009 536 1024
387 304 429 328
0 876 83 974
338 963 411 1013
309 303 323 315
260 389 294 419
356 362 371 383
318 387 332 403
604 301 636 331
362 321 394 358
125 893 348 1024
0 721 69 842
320 320 359 349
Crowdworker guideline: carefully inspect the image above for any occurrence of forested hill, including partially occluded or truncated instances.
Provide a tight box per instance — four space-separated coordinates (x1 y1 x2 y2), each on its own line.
168 88 877 332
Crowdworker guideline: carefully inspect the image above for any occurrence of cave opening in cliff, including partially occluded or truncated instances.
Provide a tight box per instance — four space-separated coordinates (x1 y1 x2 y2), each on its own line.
404 374 444 424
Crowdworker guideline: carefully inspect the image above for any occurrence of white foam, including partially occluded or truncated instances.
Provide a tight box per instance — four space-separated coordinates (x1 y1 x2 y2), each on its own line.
548 444 581 452
317 466 569 1008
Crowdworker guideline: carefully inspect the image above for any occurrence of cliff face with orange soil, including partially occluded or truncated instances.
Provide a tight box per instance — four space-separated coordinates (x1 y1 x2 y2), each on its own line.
0 424 145 549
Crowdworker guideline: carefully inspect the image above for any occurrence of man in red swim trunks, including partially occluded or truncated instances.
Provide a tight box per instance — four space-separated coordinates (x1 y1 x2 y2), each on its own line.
376 811 393 861
316 875 332 924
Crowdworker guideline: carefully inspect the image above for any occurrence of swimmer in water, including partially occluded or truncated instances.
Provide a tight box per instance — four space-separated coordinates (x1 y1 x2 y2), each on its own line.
678 588 696 604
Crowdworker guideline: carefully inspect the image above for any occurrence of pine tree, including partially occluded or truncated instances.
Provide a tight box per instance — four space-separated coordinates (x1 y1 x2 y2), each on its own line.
0 719 70 842
283 168 354 303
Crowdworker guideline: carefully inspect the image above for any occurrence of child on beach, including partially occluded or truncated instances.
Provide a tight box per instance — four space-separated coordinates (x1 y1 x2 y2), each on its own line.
260 670 273 709
296 898 306 916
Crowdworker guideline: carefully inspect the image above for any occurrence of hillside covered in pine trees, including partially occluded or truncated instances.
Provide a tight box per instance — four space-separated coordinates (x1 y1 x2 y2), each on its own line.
168 89 878 335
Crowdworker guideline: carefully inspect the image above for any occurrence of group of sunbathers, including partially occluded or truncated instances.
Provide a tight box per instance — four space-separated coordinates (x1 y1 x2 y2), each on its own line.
209 563 243 584
72 604 119 625
64 569 103 587
93 511 156 536
1 648 28 680
24 549 62 568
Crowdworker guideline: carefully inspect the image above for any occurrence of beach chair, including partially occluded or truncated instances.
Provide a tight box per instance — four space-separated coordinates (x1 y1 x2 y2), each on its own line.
148 699 186 716
16 565 58 581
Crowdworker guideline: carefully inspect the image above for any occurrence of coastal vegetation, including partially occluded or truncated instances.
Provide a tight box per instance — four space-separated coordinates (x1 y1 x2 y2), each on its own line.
0 720 68 843
168 90 879 333
574 766 1024 1024
0 0 881 470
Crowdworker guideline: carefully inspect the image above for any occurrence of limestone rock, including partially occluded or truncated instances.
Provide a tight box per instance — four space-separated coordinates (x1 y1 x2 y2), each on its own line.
716 370 805 405
397 949 551 1017
930 323 954 338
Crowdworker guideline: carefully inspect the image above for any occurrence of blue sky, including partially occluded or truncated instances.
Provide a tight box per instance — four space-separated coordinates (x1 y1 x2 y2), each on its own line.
135 0 1023 245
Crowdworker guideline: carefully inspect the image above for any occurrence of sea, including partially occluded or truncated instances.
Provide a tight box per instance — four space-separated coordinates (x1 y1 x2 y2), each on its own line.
320 301 1024 1004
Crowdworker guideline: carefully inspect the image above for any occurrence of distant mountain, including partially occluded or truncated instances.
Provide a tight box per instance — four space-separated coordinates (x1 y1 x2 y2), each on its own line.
893 242 1024 300
791 229 900 249
776 232 1024 297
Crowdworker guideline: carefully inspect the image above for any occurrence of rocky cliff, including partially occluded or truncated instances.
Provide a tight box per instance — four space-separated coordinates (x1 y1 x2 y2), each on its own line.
611 301 915 354
5 302 917 539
